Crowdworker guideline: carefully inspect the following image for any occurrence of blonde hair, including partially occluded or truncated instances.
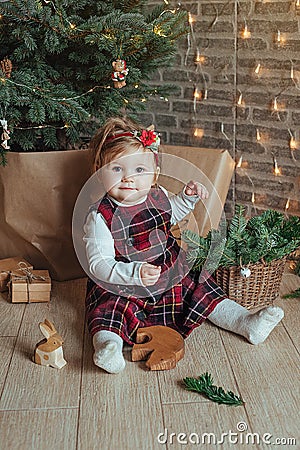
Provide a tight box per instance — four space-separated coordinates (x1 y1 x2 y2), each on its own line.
90 116 154 173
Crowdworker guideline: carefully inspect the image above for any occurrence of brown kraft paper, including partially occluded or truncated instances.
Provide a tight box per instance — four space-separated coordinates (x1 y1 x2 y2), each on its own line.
160 145 235 238
0 149 92 281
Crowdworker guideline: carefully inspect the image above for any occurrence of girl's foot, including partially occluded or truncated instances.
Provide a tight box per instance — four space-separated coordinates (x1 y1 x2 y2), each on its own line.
93 330 125 373
208 299 284 345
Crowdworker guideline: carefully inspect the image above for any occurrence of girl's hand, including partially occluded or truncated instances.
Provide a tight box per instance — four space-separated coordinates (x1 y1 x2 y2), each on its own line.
140 263 161 286
184 180 209 199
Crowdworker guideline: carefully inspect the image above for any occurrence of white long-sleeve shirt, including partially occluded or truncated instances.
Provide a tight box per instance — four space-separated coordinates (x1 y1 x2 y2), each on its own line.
83 186 200 286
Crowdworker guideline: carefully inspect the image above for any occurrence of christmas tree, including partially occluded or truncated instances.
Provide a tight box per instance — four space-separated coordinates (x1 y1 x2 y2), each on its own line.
0 1 187 163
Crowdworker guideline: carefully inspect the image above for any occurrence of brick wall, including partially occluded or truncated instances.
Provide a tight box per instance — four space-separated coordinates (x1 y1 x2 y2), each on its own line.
141 0 300 217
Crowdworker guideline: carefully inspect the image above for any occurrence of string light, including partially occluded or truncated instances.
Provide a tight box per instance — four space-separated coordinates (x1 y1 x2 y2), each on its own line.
277 30 281 43
153 25 166 36
288 130 298 160
272 97 279 112
15 124 68 130
273 156 282 176
159 8 177 17
276 30 285 46
194 128 204 138
182 4 298 213
193 88 201 112
195 50 205 64
241 23 251 39
188 12 195 24
285 198 290 211
193 88 201 99
41 0 84 33
237 92 244 107
256 128 261 141
236 156 243 168
254 63 261 75
1 77 110 102
290 135 297 150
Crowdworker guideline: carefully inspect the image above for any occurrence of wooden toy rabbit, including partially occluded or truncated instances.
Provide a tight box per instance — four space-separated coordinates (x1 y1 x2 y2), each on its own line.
33 319 67 369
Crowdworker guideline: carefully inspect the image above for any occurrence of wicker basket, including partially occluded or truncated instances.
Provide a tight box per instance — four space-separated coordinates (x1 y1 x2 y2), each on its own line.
214 257 287 309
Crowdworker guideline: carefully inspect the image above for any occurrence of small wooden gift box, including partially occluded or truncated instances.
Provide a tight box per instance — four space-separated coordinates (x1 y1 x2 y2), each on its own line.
10 270 51 303
0 256 33 292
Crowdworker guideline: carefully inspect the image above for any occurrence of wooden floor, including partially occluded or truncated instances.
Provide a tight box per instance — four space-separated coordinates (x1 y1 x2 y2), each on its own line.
0 269 299 450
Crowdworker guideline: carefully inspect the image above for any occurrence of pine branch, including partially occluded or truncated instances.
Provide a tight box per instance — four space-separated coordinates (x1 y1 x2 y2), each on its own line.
228 204 248 240
182 229 208 250
283 288 300 298
183 373 244 406
183 206 300 269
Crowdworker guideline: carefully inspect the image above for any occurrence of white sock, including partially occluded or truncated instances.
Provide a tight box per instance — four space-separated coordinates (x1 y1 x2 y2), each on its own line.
208 298 284 345
92 330 125 374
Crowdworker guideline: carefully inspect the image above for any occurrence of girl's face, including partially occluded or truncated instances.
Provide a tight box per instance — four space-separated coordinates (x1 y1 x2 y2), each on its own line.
101 147 159 205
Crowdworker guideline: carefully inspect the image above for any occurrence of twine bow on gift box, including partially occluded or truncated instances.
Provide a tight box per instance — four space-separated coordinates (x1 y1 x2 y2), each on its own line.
15 261 47 283
8 262 47 303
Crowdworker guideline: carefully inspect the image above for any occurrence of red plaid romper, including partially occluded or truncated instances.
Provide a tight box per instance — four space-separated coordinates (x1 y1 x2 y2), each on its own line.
85 187 226 344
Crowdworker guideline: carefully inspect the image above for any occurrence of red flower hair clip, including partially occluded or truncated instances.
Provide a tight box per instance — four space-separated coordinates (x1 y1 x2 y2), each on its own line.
133 129 160 153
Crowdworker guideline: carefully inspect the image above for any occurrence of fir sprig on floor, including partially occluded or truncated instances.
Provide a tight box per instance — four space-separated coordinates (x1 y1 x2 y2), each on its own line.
183 372 244 406
283 288 300 298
